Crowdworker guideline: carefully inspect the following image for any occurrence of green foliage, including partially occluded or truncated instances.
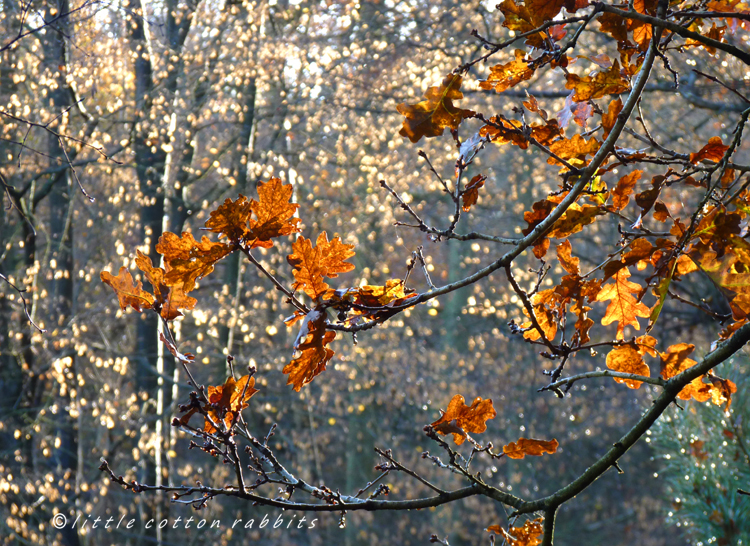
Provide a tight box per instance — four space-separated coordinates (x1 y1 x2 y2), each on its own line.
652 356 750 546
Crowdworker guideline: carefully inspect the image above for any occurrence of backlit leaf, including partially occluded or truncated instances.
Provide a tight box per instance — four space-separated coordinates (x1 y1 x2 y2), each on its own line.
135 250 197 321
101 267 155 312
690 136 729 164
288 232 356 301
565 61 630 102
503 438 559 459
611 169 641 211
430 394 496 445
397 73 475 143
487 518 544 546
605 344 650 389
246 178 302 248
601 97 623 139
480 50 535 93
284 307 336 391
462 174 486 211
595 268 651 339
204 194 252 242
204 374 259 434
157 232 235 293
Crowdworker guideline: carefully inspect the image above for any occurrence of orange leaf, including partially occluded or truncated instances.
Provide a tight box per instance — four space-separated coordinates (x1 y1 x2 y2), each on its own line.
246 178 302 248
101 267 155 312
204 374 259 434
556 240 580 275
157 232 234 293
430 394 496 445
611 169 641 211
462 174 486 211
503 438 559 459
658 343 718 402
284 308 336 391
204 194 253 242
565 61 630 102
487 518 544 546
547 134 601 166
690 136 729 164
397 73 475 143
480 50 535 93
595 268 651 339
288 232 356 300
602 237 654 280
135 250 197 321
601 97 623 139
605 344 650 389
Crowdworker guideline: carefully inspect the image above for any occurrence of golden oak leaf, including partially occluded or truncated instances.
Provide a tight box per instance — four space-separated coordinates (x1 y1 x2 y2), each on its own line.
503 438 559 459
548 203 604 238
487 518 544 546
462 174 486 212
547 134 601 166
605 344 650 389
603 237 654 280
397 73 475 143
335 279 417 312
157 232 234 293
101 267 155 312
431 394 496 445
246 178 302 248
601 97 623 139
658 343 715 402
204 194 252 242
690 136 729 164
595 268 651 339
204 374 259 434
288 232 356 300
480 50 535 93
284 309 336 391
522 289 560 342
704 375 737 411
480 116 529 148
557 240 580 275
135 250 197 321
497 0 540 42
565 61 630 102
611 169 641 211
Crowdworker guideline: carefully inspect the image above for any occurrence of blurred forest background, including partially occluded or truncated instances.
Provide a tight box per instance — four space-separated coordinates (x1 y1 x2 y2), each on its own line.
2 0 750 544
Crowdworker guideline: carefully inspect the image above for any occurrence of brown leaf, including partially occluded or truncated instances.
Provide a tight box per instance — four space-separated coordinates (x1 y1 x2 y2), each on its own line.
565 61 630 102
547 134 601 166
135 250 197 321
284 308 336 391
157 232 235 293
246 178 302 248
204 374 259 434
603 238 654 280
503 438 559 459
431 394 496 445
690 136 729 164
204 194 253 242
487 518 544 546
397 73 475 143
556 240 580 275
601 97 623 139
462 174 486 211
288 232 356 301
595 268 651 339
547 203 604 238
611 169 641 211
101 267 155 312
480 50 535 93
